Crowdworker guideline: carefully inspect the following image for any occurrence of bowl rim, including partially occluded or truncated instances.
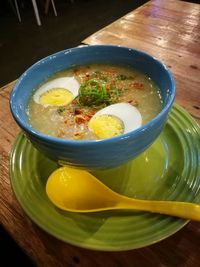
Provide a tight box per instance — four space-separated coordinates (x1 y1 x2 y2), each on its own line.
10 44 176 146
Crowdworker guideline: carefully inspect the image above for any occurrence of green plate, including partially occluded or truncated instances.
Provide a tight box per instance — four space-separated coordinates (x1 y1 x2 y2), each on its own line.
9 104 200 251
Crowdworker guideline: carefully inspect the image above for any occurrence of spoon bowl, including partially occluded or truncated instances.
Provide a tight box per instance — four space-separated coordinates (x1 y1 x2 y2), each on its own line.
46 166 200 221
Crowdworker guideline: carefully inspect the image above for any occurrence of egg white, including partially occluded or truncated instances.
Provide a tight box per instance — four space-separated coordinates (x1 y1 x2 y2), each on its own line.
89 102 142 135
33 77 80 105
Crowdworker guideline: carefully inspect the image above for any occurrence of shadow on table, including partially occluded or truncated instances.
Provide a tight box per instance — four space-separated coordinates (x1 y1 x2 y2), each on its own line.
0 225 35 267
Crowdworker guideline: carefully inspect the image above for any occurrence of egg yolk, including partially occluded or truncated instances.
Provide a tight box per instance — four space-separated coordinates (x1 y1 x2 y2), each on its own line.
89 114 124 139
39 88 73 106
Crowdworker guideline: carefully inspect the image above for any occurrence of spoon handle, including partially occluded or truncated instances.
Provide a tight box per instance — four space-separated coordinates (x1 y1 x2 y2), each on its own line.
118 198 200 221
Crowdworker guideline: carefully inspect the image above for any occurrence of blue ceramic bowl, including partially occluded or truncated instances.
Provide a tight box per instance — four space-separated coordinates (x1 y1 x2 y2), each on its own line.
10 45 176 170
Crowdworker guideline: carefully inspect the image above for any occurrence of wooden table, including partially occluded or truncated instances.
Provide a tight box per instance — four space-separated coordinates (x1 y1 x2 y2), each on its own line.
83 0 200 122
0 1 200 266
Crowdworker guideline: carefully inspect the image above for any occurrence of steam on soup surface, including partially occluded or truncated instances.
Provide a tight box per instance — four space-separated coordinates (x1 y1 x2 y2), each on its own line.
27 64 162 140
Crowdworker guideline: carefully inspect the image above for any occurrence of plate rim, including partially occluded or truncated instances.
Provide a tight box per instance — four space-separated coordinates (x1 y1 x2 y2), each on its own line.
9 103 200 251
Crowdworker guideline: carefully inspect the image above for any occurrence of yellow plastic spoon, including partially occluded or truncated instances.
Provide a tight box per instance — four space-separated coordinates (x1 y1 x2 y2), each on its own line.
46 166 200 221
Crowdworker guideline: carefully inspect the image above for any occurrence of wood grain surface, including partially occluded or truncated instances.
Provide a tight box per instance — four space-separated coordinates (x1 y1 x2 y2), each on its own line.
0 0 200 266
83 0 200 122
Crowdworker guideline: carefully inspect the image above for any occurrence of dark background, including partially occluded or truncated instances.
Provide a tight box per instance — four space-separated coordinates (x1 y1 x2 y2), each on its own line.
0 0 147 87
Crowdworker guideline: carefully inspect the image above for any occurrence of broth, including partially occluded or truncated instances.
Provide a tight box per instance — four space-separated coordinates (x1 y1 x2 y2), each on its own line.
27 64 162 140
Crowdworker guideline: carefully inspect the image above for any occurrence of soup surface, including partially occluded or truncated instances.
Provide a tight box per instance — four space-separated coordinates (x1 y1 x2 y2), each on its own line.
27 64 162 140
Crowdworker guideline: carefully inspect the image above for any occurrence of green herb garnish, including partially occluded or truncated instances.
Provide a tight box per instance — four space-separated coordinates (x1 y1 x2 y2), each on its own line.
78 79 110 106
117 74 127 80
78 78 122 107
100 76 108 82
57 107 66 114
117 74 135 80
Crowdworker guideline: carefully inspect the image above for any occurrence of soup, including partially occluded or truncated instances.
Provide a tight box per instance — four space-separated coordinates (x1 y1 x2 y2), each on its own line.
27 64 162 140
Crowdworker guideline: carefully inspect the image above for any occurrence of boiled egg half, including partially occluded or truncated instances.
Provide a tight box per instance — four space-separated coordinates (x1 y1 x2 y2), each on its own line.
33 77 80 107
88 102 142 139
